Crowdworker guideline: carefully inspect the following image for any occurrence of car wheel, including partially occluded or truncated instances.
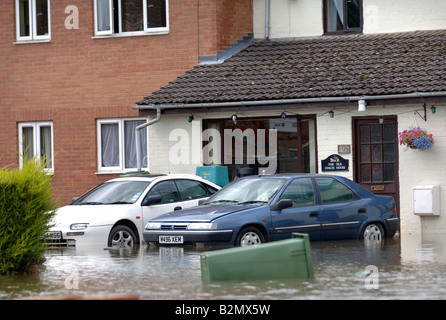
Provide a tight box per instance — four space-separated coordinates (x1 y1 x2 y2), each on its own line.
108 225 137 248
361 223 384 241
236 227 265 246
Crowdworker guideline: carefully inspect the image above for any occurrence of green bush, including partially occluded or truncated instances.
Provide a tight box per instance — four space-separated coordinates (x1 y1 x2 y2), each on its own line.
0 159 58 275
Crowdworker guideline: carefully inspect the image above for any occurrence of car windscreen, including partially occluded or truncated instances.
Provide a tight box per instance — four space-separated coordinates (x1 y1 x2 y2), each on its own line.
73 181 151 205
205 177 287 205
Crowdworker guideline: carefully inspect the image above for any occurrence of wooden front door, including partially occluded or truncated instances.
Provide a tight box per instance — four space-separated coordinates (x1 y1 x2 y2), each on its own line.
353 117 399 216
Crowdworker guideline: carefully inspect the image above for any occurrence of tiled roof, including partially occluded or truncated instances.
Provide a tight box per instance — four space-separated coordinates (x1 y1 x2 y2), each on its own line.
137 30 446 106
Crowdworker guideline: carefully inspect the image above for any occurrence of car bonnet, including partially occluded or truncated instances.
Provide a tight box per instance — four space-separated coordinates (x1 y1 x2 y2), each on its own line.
150 204 257 223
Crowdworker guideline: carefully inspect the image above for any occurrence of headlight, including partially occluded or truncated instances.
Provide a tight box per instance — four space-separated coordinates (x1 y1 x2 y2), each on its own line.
70 223 89 230
188 222 217 230
145 222 161 230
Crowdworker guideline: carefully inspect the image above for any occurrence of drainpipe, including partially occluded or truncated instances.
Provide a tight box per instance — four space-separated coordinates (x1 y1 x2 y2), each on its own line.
135 106 161 172
265 0 270 39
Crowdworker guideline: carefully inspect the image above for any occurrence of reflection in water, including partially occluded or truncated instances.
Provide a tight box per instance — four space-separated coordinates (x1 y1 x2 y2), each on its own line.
2 235 446 299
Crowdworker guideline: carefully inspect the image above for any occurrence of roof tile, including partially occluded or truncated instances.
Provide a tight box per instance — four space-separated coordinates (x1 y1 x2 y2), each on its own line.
137 30 446 106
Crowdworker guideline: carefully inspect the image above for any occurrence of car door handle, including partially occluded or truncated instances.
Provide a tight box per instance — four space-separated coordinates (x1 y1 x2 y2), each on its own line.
358 208 367 214
174 206 182 211
310 212 319 217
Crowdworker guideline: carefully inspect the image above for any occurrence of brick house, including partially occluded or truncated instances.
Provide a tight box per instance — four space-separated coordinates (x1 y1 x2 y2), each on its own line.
0 0 253 205
133 0 446 236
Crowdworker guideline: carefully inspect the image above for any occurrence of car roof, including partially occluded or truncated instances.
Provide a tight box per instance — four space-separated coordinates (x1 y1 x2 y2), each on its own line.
106 172 219 185
239 173 333 179
238 173 357 184
119 171 166 178
238 173 373 196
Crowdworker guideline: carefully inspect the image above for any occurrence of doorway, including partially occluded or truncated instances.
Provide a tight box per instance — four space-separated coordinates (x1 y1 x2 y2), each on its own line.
353 117 399 216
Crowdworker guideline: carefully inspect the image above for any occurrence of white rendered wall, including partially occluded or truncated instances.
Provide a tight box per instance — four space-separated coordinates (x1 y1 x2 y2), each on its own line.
148 103 446 235
253 0 446 39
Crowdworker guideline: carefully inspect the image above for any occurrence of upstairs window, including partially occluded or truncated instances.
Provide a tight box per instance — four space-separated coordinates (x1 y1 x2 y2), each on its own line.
94 0 169 37
15 0 51 42
324 0 362 34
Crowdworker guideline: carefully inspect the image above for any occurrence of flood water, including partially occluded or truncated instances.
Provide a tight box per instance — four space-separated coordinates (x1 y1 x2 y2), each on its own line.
2 234 446 300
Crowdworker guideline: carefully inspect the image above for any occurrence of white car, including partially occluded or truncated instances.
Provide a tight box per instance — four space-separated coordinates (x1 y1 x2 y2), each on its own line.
47 173 220 247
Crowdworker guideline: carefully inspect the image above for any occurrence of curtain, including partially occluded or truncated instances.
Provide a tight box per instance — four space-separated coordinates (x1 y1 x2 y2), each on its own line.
97 0 111 31
101 123 119 167
22 126 34 161
40 125 52 169
327 0 344 31
19 0 31 37
124 120 147 169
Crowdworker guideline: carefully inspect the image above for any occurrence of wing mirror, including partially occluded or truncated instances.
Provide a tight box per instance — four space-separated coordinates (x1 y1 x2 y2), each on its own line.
142 195 162 206
270 199 293 211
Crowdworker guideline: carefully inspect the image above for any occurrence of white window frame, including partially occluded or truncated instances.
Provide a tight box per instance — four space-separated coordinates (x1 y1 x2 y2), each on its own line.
93 0 169 37
15 0 51 42
97 118 150 173
94 0 113 36
18 121 54 173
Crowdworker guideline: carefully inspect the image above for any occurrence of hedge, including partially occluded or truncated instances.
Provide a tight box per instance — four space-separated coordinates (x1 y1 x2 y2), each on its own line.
0 159 58 275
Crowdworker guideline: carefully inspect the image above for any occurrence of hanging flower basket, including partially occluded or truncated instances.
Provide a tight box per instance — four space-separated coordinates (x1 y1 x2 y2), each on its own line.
398 127 434 151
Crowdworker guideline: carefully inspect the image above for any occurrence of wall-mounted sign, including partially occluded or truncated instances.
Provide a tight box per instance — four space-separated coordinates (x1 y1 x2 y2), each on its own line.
337 144 351 154
321 154 349 172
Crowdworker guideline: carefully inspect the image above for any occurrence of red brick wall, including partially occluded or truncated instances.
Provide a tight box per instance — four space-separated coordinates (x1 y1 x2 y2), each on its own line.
0 0 252 205
198 0 253 56
216 0 253 51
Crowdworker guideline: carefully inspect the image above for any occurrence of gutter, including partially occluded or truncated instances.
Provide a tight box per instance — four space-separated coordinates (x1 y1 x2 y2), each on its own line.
132 91 446 111
135 106 161 172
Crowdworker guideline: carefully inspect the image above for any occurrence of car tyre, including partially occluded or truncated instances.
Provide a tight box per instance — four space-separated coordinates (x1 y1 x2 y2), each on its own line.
235 227 265 246
361 223 384 242
108 225 137 248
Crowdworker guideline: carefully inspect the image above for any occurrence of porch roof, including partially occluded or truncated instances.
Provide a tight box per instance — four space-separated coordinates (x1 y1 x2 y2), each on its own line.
135 30 446 112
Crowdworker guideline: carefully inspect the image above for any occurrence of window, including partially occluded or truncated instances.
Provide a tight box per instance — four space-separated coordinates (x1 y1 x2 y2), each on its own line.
74 180 151 204
94 0 169 36
316 178 356 204
176 180 208 201
18 122 54 172
15 0 51 42
324 0 362 34
279 178 315 207
97 118 148 172
146 181 179 204
204 115 317 181
358 123 396 183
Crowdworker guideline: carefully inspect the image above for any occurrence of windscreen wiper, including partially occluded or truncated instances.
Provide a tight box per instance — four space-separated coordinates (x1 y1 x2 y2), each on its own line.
206 200 239 204
76 201 105 205
108 201 132 205
237 200 268 205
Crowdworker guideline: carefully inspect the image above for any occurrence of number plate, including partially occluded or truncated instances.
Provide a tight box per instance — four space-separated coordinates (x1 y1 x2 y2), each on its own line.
45 231 62 240
159 235 183 244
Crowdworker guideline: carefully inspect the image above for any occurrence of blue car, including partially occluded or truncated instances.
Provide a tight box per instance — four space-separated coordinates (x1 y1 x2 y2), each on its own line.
143 174 399 246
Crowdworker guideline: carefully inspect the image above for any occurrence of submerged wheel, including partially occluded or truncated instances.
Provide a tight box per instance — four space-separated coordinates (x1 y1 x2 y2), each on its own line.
235 227 265 246
108 225 137 247
361 223 384 241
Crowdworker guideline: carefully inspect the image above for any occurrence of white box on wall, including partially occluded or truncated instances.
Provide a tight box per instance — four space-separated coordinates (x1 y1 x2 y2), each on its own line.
413 185 440 216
